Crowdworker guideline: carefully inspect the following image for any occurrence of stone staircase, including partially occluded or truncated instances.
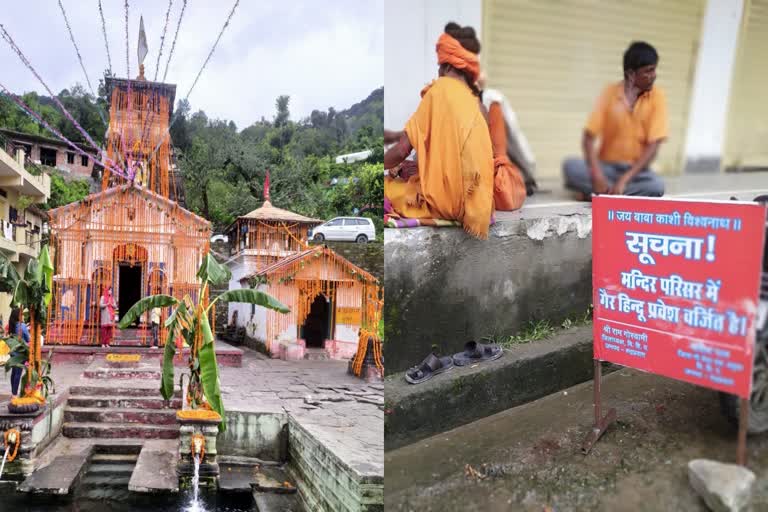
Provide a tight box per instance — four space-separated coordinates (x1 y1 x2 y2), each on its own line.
63 360 182 441
304 348 330 361
77 446 141 501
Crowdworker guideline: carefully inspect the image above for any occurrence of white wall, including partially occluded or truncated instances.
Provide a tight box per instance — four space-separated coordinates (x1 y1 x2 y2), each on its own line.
384 0 482 131
684 0 744 168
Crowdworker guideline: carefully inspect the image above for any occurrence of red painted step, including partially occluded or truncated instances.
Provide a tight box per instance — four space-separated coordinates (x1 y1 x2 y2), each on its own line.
82 368 161 380
62 422 179 439
67 396 182 410
69 386 182 398
64 407 178 425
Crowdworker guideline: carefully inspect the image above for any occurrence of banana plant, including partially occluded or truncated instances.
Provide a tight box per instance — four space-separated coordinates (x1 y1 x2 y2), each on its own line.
118 253 289 430
0 245 54 404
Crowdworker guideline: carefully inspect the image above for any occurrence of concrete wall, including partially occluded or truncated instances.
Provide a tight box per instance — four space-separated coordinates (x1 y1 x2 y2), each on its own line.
684 0 745 172
384 208 593 373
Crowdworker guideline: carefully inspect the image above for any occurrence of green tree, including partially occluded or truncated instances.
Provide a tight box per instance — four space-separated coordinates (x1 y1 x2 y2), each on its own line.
42 171 91 210
274 95 290 128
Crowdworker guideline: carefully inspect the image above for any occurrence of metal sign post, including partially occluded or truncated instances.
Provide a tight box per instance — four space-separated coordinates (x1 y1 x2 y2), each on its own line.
581 360 616 455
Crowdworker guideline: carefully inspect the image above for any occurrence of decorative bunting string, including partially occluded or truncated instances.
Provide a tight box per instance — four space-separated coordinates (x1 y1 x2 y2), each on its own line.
0 82 129 181
0 23 123 175
154 0 174 82
162 0 187 82
98 0 113 74
57 0 108 128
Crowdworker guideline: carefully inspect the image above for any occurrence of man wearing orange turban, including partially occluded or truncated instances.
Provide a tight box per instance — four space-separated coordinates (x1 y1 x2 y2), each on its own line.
384 23 494 239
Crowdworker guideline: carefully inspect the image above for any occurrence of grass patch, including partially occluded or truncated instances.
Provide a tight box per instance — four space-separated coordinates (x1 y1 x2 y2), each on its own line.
483 305 593 349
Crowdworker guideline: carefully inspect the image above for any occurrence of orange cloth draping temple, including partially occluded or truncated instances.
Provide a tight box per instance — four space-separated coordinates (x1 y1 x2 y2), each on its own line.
385 77 494 239
102 79 178 199
46 184 210 344
46 73 211 345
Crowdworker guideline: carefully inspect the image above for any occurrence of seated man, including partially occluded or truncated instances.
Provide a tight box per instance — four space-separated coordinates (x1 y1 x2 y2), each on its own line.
563 41 666 199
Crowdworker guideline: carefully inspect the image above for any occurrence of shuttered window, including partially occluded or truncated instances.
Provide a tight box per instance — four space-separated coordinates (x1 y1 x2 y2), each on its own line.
482 0 705 179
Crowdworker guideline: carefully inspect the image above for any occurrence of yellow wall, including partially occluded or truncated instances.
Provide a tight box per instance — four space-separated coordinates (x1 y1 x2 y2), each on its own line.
482 0 705 178
724 0 768 169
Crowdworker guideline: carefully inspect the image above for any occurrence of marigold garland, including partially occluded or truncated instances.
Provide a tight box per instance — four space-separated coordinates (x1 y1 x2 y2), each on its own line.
3 428 21 462
106 353 141 363
177 409 221 422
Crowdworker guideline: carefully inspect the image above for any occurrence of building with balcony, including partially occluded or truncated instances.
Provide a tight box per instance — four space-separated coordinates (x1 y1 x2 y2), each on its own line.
0 129 100 180
0 133 52 326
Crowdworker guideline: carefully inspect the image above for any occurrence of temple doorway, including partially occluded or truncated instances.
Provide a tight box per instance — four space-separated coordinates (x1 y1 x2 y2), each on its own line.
118 264 142 325
302 294 330 348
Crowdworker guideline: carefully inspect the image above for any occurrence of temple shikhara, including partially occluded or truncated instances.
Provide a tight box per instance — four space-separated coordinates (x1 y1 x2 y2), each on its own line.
226 186 382 362
46 50 211 345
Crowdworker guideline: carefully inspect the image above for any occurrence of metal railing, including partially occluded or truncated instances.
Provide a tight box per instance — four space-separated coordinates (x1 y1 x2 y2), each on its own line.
0 132 43 176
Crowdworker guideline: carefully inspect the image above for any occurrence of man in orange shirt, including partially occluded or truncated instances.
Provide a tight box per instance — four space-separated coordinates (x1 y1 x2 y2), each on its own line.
563 42 666 198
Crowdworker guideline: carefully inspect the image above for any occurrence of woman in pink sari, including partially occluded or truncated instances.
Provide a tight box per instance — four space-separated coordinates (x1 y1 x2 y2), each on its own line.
99 286 116 348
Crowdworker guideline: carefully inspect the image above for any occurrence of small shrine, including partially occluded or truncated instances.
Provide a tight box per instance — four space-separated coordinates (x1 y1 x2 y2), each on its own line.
226 184 381 362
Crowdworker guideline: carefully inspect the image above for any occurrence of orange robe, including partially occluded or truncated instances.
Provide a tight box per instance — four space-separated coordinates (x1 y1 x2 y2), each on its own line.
384 77 494 239
488 102 526 211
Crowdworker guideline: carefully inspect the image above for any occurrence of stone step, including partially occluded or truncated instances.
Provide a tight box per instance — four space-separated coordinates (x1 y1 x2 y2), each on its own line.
67 396 182 410
65 407 177 425
80 474 132 487
254 492 302 512
304 349 329 361
63 422 179 440
70 385 181 398
88 463 135 475
82 368 161 380
252 466 298 495
90 453 139 463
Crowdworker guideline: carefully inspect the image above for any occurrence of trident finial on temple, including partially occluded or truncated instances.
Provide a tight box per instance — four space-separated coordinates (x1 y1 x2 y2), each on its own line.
137 16 148 80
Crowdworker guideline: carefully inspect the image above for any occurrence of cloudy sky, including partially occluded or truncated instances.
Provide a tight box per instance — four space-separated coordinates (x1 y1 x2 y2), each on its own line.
0 0 383 129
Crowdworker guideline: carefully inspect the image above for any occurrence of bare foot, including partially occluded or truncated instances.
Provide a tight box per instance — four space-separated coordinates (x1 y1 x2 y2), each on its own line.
574 192 590 202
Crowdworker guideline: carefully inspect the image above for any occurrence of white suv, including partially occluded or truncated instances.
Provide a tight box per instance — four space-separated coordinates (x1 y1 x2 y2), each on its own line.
311 217 376 243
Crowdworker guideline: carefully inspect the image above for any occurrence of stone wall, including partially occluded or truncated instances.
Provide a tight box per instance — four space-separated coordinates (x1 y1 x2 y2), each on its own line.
287 417 383 512
217 411 289 461
384 207 593 373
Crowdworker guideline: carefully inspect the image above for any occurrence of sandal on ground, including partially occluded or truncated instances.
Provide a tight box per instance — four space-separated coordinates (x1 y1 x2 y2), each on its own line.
452 341 503 367
404 352 454 384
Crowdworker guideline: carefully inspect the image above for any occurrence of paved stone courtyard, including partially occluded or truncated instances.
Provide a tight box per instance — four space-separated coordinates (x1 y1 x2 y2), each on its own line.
0 343 384 481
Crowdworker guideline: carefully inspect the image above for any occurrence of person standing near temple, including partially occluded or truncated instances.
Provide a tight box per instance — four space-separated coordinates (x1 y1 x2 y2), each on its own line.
150 307 161 349
562 41 667 199
8 307 29 398
100 286 116 348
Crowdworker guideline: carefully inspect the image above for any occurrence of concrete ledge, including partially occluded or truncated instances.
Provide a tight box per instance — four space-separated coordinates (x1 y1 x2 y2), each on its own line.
129 449 178 493
19 453 89 495
384 325 594 450
384 205 593 373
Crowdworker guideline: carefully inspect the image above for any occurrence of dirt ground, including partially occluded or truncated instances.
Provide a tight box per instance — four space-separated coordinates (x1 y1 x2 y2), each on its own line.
385 367 768 512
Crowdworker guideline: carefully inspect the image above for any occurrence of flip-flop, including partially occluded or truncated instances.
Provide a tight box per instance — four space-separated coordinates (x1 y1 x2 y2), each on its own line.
404 352 454 384
452 341 503 367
